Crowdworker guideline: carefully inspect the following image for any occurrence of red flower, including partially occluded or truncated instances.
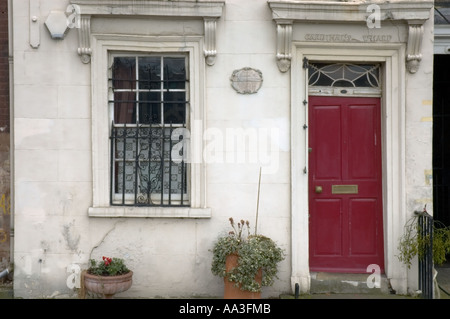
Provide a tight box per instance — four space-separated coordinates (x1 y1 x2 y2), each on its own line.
102 256 112 266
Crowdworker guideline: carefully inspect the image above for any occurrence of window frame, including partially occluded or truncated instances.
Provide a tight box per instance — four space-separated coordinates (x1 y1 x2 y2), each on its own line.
88 34 209 218
109 53 191 207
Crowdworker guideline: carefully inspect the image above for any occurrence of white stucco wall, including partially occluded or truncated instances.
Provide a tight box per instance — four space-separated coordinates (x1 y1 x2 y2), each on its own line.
403 14 434 295
11 0 433 298
12 0 92 298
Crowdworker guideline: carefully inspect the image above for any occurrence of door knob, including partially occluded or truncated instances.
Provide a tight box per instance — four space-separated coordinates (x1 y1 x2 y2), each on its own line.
315 186 323 194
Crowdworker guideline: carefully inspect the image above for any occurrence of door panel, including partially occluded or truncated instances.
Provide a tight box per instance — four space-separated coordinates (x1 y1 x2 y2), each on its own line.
314 105 342 180
309 96 384 273
349 199 377 255
313 199 342 255
348 105 378 179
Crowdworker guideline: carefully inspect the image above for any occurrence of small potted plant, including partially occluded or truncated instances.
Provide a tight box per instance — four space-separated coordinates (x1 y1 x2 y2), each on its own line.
211 217 285 299
83 256 133 299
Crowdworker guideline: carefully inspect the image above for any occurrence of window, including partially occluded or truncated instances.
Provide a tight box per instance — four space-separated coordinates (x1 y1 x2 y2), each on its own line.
88 35 209 217
109 54 190 206
74 0 220 217
308 63 380 88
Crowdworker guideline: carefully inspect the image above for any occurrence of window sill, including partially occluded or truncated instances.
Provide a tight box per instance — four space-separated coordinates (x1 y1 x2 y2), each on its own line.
88 206 211 218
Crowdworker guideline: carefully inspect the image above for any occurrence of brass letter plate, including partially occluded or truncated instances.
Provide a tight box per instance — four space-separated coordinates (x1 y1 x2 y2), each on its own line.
332 185 358 194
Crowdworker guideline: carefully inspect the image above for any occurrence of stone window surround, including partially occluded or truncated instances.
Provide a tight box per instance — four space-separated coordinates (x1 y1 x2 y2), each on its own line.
69 0 224 218
88 35 209 218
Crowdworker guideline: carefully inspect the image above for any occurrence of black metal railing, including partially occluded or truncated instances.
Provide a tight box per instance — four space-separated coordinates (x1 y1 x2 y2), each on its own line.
415 208 434 299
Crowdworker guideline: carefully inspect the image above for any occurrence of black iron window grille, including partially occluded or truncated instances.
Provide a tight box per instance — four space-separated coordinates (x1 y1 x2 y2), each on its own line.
109 55 189 207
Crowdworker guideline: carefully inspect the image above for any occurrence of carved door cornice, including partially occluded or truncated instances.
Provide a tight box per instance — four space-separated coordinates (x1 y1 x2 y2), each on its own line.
268 0 433 73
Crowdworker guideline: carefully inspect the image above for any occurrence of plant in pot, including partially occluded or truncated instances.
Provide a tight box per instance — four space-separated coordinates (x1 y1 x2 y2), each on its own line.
83 256 133 299
211 217 285 299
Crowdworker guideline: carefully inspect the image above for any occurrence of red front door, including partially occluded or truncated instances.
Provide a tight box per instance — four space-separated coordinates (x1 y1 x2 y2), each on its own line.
308 96 384 273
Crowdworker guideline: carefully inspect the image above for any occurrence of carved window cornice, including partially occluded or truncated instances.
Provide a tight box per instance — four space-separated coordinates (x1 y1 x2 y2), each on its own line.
70 0 225 65
268 0 433 73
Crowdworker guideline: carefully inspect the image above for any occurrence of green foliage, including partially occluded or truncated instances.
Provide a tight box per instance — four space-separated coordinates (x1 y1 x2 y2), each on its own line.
397 214 450 268
211 218 285 293
88 256 130 276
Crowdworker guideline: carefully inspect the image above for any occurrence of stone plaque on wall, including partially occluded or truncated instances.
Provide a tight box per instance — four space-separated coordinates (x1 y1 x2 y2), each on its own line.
230 67 263 94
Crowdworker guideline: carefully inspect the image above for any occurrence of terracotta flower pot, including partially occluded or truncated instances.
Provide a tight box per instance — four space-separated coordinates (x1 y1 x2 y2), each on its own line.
224 254 262 299
84 271 133 299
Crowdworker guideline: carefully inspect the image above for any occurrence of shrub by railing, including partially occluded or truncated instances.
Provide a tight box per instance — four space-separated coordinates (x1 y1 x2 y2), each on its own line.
398 206 450 299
